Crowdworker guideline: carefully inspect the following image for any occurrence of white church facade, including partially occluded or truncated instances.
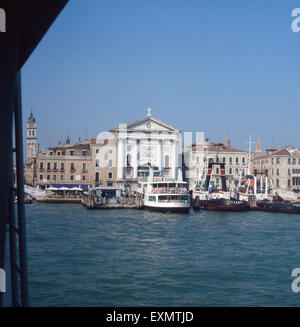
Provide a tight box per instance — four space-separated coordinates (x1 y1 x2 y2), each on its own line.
110 108 182 190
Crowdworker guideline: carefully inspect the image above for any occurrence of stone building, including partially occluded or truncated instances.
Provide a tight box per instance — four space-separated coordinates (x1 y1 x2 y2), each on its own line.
185 137 249 190
251 146 300 192
35 138 93 188
109 108 182 190
90 135 118 187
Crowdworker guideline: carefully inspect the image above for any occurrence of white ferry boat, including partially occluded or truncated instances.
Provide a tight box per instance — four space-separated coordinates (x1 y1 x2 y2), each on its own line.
137 168 190 213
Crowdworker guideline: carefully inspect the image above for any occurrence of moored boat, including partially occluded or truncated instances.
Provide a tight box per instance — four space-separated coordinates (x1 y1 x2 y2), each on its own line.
193 161 249 212
137 168 190 213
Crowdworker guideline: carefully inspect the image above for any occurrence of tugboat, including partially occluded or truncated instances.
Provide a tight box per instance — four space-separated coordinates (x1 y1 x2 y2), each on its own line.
137 167 190 214
238 175 300 214
256 198 300 214
195 162 249 211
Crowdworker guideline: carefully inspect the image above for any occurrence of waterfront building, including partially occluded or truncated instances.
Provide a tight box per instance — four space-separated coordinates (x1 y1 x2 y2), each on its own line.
251 146 300 192
110 108 182 190
185 136 249 190
35 137 93 188
90 135 118 187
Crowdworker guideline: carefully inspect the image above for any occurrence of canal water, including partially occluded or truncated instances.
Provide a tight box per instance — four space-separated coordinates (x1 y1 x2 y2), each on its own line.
26 203 300 306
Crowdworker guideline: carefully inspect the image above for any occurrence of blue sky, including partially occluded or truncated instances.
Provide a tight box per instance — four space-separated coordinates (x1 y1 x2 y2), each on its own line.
22 0 300 152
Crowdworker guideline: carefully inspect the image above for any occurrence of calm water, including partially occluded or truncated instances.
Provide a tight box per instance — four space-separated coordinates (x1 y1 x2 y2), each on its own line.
26 203 300 306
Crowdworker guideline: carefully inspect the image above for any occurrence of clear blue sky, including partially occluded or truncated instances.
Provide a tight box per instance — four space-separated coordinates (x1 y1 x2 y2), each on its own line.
22 0 300 152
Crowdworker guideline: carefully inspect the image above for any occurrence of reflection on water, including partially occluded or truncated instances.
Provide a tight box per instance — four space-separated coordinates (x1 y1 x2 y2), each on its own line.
26 203 300 306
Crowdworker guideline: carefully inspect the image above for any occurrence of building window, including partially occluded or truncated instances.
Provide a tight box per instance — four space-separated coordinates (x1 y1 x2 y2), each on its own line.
276 157 280 164
32 131 35 136
288 158 291 164
71 163 75 171
82 151 87 156
109 149 113 154
83 163 87 171
216 157 219 163
70 175 74 181
127 154 131 167
229 157 233 164
39 175 43 181
236 168 239 175
70 151 74 156
288 169 291 176
49 152 53 156
229 168 233 175
47 162 51 170
277 168 280 176
40 162 43 169
60 175 63 181
108 172 113 179
165 155 170 168
216 168 219 174
222 157 226 163
293 158 296 165
54 162 57 170
96 149 99 154
57 152 61 156
196 156 200 164
53 175 56 181
108 159 113 168
47 175 50 181
236 157 239 164
276 179 280 187
288 179 291 187
82 175 86 181
242 157 246 164
95 172 99 183
61 163 64 170
96 159 99 167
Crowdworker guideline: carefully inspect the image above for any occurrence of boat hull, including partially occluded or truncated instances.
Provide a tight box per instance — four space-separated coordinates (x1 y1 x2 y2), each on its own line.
144 205 190 214
200 199 249 212
257 202 300 214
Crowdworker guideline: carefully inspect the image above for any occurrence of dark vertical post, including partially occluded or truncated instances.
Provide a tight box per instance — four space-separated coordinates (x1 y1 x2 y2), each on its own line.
8 147 18 306
14 72 29 307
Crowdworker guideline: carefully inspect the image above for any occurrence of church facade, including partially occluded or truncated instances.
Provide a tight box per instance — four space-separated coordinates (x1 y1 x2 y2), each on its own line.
110 108 182 190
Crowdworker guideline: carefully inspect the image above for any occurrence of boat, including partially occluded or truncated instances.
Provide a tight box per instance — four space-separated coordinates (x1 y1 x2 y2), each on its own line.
137 167 190 213
193 161 249 211
238 175 300 213
256 197 300 214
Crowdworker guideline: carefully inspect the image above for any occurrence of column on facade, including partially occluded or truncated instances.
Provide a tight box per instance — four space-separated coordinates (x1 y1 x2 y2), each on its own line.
133 139 138 178
117 138 125 179
171 140 176 180
158 139 163 172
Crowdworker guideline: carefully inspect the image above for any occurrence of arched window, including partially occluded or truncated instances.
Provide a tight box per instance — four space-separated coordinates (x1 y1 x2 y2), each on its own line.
165 155 169 168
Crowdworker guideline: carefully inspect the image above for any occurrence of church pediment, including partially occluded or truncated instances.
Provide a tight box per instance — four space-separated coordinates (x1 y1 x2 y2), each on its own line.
111 108 180 133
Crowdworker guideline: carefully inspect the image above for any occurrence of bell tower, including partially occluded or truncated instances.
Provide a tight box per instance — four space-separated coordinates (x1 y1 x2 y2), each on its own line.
26 111 37 163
